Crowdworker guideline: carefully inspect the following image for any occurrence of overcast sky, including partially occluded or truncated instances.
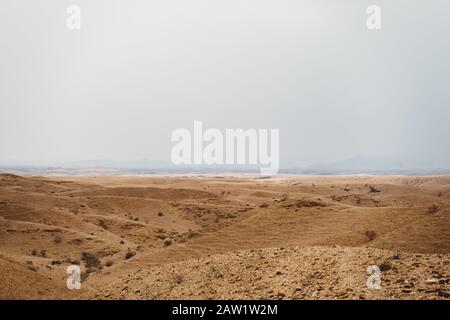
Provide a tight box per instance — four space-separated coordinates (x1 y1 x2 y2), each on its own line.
1 0 449 168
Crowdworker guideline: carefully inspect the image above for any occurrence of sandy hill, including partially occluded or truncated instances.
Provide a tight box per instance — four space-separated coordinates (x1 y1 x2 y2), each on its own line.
0 173 449 299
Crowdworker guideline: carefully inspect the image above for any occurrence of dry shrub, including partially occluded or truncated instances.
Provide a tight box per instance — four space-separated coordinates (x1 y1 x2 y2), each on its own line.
379 262 392 272
81 252 102 269
53 235 62 244
125 250 136 260
98 219 109 230
427 205 439 214
105 260 114 267
365 230 377 241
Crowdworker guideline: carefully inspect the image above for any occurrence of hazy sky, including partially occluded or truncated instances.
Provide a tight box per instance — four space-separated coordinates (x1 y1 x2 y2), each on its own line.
1 0 450 168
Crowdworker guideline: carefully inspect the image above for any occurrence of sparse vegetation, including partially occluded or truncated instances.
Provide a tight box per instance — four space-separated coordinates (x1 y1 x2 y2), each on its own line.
98 219 109 230
31 249 47 257
369 185 381 193
105 260 114 267
125 250 136 260
379 262 392 272
53 235 62 244
164 239 173 246
157 234 167 240
81 252 102 269
427 205 439 214
365 230 377 241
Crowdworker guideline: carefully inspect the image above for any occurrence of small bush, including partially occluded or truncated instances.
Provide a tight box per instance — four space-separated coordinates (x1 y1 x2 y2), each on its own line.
369 185 381 193
164 239 172 246
81 252 102 269
105 260 114 267
427 205 439 214
98 219 109 230
125 250 136 260
53 236 62 244
379 262 392 272
365 230 377 241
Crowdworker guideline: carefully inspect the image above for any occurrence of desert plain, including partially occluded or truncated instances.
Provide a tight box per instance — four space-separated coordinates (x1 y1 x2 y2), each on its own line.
0 173 449 300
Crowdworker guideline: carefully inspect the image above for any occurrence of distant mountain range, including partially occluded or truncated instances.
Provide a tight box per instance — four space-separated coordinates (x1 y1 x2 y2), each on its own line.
283 156 450 175
1 156 449 176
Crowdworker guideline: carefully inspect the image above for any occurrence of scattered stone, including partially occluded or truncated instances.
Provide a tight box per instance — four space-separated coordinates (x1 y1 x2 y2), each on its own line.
425 278 439 285
402 289 412 293
393 253 401 260
276 292 285 299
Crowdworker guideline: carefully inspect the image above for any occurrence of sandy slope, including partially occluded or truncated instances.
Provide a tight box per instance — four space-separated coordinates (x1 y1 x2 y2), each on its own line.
94 246 450 300
0 173 449 299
